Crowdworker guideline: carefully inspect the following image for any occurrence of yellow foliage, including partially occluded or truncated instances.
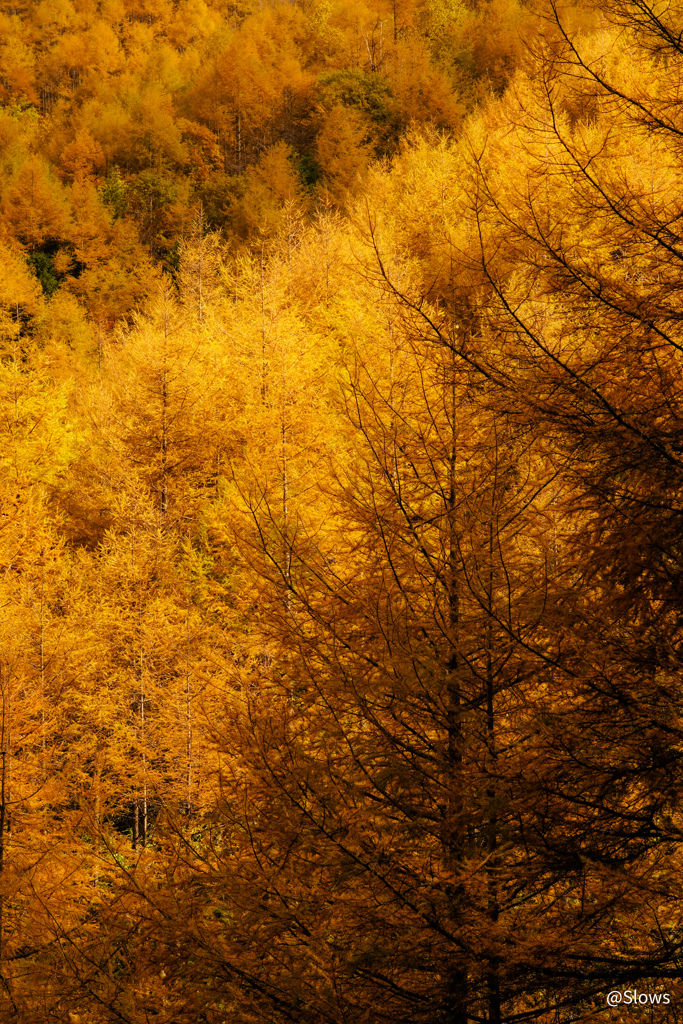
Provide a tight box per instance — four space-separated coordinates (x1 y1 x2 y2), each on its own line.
58 129 106 180
237 142 304 238
2 156 70 247
0 242 42 317
315 104 373 196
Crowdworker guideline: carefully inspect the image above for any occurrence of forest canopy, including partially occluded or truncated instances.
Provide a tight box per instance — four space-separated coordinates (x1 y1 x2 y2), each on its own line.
1 0 683 1021
0 0 527 312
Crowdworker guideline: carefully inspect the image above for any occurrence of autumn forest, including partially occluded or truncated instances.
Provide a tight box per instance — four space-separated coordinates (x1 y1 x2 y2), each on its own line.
0 0 682 1019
